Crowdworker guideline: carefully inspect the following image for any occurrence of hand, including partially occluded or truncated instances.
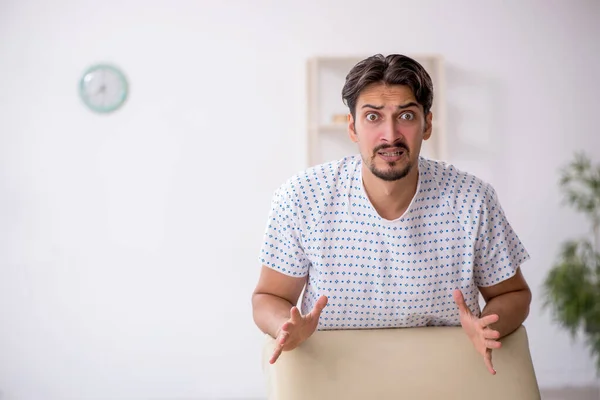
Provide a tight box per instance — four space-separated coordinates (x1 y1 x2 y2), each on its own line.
269 295 328 364
453 289 501 375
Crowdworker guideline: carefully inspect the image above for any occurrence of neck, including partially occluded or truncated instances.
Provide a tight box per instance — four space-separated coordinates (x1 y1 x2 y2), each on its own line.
361 164 420 221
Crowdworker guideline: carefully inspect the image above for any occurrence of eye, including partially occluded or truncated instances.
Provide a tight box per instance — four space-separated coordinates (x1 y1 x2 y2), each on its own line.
399 112 415 121
366 113 379 122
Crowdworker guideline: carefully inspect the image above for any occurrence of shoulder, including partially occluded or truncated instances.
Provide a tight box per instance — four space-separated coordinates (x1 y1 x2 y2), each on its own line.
277 155 356 195
272 155 358 225
420 157 499 218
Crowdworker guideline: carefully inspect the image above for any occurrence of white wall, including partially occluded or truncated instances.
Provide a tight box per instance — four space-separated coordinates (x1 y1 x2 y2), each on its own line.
0 0 598 398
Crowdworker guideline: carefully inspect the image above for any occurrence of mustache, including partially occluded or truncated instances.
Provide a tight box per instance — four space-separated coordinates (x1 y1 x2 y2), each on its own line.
373 143 409 154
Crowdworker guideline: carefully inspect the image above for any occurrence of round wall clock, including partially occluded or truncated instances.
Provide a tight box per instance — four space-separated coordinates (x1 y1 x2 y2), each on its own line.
79 64 129 113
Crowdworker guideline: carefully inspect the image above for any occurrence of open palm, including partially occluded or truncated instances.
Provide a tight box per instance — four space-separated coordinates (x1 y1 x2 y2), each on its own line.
269 295 328 364
453 289 501 375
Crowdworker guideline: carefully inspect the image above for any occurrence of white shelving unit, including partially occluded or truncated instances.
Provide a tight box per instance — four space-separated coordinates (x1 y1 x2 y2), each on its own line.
306 54 446 167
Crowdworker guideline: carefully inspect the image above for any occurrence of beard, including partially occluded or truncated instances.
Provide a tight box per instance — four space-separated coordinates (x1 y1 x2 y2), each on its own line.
366 142 413 182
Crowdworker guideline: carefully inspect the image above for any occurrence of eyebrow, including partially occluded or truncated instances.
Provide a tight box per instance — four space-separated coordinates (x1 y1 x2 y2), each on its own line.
361 102 420 110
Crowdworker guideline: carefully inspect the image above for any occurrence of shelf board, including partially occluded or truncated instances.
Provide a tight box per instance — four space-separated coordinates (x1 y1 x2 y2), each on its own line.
313 123 347 132
311 54 442 65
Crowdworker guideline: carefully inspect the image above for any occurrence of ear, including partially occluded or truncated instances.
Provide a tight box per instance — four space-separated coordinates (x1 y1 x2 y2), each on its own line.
348 113 358 143
423 111 433 141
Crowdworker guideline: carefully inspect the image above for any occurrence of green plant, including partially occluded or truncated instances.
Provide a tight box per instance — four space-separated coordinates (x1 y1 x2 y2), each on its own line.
543 152 600 373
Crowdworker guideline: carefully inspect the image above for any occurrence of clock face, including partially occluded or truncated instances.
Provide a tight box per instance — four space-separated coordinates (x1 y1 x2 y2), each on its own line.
79 64 128 113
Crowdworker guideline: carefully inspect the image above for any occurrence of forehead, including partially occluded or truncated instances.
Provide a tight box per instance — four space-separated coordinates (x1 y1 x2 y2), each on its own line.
356 83 418 108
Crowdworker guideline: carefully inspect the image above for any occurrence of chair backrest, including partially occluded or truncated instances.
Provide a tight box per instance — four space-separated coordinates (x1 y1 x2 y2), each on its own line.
262 325 540 400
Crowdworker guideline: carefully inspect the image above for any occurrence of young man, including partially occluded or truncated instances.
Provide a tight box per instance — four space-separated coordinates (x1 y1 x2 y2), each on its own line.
252 54 531 375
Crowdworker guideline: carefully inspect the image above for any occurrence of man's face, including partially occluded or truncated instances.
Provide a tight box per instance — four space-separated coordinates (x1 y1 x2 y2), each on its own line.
348 83 432 182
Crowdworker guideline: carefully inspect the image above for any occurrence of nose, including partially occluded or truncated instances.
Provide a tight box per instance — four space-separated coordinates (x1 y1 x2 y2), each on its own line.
381 119 402 144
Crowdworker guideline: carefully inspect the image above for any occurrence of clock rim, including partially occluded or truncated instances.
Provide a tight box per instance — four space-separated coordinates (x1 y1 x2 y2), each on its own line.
79 63 129 114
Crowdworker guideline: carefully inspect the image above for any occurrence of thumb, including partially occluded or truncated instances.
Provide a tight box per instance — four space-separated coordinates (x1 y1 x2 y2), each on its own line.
452 289 471 315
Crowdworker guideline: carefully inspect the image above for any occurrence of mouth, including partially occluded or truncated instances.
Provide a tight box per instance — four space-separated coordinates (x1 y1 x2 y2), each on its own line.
376 147 407 162
379 150 405 157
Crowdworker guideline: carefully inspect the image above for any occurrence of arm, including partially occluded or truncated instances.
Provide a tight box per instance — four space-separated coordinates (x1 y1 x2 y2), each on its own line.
252 266 327 364
254 183 328 363
252 266 307 338
453 180 532 374
453 267 532 375
478 267 532 338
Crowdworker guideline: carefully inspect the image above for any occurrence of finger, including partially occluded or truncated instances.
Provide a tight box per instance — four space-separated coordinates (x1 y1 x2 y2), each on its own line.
484 349 496 375
278 329 290 346
310 295 329 317
485 339 502 350
483 328 501 340
479 314 499 328
280 321 291 334
270 331 289 364
269 345 283 364
452 289 470 315
290 306 302 323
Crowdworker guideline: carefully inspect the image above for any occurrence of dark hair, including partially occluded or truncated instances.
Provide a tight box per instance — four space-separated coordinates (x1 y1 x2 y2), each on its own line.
342 54 434 119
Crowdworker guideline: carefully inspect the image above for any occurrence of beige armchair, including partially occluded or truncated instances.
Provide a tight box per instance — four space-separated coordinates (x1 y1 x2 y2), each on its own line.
261 325 540 400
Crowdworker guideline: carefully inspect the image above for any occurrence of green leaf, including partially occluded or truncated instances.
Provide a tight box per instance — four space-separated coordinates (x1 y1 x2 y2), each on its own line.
545 151 600 374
